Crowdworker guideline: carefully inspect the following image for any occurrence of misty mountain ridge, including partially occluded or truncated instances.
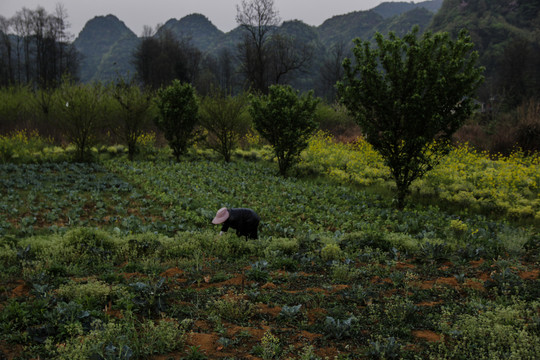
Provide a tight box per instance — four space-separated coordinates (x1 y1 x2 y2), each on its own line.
74 0 444 83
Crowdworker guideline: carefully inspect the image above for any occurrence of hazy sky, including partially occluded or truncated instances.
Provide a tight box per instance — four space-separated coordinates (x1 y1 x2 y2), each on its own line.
1 0 402 37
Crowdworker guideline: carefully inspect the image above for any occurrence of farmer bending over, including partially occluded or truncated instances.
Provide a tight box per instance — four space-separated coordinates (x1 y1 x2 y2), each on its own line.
212 207 260 239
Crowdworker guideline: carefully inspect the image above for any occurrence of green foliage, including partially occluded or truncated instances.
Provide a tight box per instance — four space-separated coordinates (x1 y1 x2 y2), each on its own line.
250 85 319 175
365 336 402 359
128 278 169 316
199 89 251 162
314 103 357 139
53 79 109 162
56 279 117 309
435 301 540 359
154 80 199 161
324 316 356 340
260 330 281 360
111 78 155 160
0 130 54 164
265 237 300 256
183 345 209 360
338 26 484 208
0 86 33 131
62 227 117 264
46 314 185 359
331 263 361 283
208 295 255 323
320 243 343 262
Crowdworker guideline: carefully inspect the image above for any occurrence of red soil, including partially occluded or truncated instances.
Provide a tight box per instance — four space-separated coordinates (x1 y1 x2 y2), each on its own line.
395 262 415 270
518 269 539 280
412 330 441 342
9 280 29 298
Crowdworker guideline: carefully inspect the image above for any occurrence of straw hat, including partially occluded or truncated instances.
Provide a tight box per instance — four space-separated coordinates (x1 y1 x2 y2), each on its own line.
212 207 230 224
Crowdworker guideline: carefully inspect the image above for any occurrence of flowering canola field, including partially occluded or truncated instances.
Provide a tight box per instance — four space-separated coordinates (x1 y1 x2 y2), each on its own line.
301 132 540 222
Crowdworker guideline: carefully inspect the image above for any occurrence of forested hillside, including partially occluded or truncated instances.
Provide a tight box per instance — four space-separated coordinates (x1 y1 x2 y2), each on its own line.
158 13 225 53
71 1 443 85
73 15 139 83
429 0 540 109
372 0 444 18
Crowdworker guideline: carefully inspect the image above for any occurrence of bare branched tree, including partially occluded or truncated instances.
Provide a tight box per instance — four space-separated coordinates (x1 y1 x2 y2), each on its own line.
132 28 201 90
235 0 280 93
0 5 79 87
268 34 312 85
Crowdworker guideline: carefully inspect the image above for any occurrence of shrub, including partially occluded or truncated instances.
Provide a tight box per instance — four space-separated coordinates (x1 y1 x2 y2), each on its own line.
436 301 540 359
199 89 251 162
0 129 53 164
314 102 359 141
154 80 199 161
111 78 156 160
0 85 33 132
320 243 343 262
46 314 186 359
56 279 116 308
0 244 17 270
265 237 300 255
53 79 109 162
331 263 360 283
341 231 392 252
249 84 319 175
208 295 255 323
61 228 119 267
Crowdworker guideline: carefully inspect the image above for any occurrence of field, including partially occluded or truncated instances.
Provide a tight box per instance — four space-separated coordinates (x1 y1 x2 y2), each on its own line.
0 134 539 359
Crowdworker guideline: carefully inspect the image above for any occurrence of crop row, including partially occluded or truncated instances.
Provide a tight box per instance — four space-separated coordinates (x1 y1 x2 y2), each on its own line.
0 162 178 238
105 158 533 258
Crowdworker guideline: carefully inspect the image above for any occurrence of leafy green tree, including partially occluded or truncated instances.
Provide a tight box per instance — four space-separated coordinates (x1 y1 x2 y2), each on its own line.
338 26 484 209
199 89 251 162
53 79 108 162
154 80 199 161
249 84 319 175
111 78 155 160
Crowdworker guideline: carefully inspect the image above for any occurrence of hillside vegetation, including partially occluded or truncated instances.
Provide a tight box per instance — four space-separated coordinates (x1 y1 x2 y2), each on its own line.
72 1 444 84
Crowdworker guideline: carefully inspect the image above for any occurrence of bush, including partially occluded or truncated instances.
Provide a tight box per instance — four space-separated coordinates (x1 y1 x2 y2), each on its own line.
314 102 359 141
321 243 343 262
265 237 300 256
0 86 33 132
341 231 392 252
56 279 116 308
208 295 255 323
0 129 53 164
53 80 109 162
111 78 156 160
436 301 540 359
250 85 319 175
46 314 186 359
154 80 199 161
61 228 118 266
199 90 251 162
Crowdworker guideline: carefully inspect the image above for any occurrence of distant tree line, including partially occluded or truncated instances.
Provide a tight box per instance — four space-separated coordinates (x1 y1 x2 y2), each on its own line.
0 5 80 88
132 0 318 96
1 0 538 163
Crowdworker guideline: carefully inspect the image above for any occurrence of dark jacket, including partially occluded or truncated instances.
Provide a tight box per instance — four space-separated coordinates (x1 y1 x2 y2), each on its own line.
221 208 260 239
